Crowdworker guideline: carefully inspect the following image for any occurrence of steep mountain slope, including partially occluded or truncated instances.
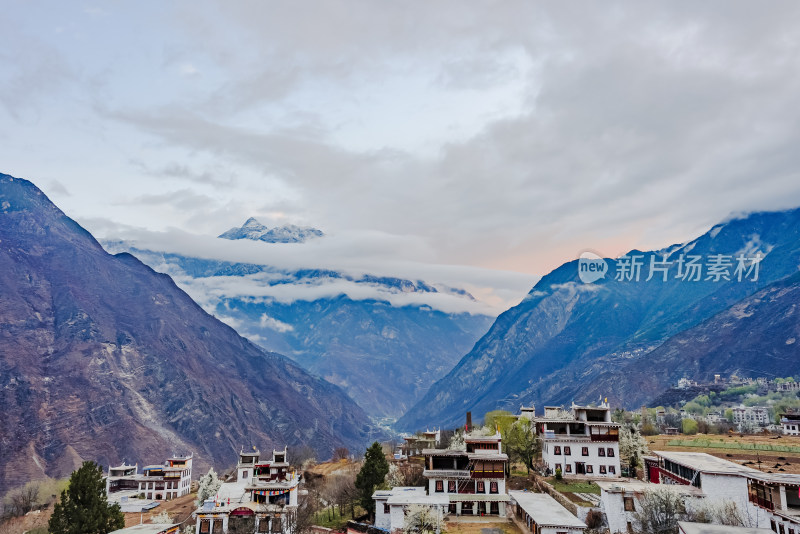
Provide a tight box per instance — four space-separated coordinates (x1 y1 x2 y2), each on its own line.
0 174 375 495
219 217 324 243
99 246 494 419
397 208 800 430
598 271 800 406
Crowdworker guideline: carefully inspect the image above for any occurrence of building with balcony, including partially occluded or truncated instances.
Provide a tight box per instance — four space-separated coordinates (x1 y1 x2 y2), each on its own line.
732 406 770 428
535 403 621 478
645 451 800 533
421 430 509 518
375 428 509 530
105 453 193 501
194 447 299 534
401 429 441 457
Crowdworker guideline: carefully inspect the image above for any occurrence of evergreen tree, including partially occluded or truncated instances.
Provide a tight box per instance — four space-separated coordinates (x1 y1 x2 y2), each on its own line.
355 442 389 520
48 461 125 534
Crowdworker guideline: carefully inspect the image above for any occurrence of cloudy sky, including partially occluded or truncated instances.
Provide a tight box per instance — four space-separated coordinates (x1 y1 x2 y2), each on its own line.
3 2 800 312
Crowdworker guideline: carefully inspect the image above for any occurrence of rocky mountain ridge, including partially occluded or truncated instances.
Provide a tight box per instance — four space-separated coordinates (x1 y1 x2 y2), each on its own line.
0 174 376 495
398 207 800 430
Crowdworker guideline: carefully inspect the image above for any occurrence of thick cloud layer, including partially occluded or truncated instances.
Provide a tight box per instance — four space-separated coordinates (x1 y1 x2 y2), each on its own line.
2 1 800 282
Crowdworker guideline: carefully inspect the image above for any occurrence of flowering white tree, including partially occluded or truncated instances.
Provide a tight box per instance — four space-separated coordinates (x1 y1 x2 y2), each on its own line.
196 468 222 506
403 504 442 534
619 425 648 472
150 510 172 524
386 463 404 487
447 430 466 451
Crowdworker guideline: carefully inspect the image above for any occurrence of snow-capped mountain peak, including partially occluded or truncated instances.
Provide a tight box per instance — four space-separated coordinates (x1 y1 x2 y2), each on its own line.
219 218 324 243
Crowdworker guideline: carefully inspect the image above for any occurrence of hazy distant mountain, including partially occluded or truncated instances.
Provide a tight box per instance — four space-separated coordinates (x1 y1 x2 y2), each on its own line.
219 217 324 243
101 245 495 419
0 174 375 495
398 208 800 431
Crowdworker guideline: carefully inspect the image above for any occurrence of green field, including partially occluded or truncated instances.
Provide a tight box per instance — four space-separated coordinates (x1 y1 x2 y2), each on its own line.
668 438 800 453
545 477 601 495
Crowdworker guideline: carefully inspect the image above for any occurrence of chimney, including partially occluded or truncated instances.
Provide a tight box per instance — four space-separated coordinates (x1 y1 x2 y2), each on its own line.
466 412 472 432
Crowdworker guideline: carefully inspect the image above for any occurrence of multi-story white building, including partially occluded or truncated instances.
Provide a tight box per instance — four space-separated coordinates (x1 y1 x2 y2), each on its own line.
422 430 509 517
106 453 193 501
535 403 621 478
194 447 299 534
375 428 510 533
777 382 800 393
732 406 770 427
781 414 800 436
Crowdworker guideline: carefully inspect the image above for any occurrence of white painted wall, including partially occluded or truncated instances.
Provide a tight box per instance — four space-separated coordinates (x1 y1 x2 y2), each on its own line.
428 478 505 496
374 499 390 531
389 504 406 532
542 440 620 477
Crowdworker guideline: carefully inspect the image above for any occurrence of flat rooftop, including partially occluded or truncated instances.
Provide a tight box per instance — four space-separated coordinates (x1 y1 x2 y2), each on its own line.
653 451 761 476
387 494 448 506
677 521 772 534
109 525 176 534
508 491 586 529
595 480 704 497
373 487 426 499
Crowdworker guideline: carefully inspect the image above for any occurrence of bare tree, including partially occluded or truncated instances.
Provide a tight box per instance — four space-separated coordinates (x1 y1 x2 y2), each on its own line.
3 482 39 517
286 495 318 534
289 446 317 468
633 488 687 534
333 447 350 461
686 499 745 526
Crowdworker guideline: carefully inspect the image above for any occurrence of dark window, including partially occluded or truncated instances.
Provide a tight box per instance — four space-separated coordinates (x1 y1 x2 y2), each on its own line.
582 447 589 456
490 482 498 494
555 463 562 472
607 448 615 457
490 502 499 515
565 464 572 473
242 470 248 479
598 448 606 457
624 497 635 512
600 465 607 474
554 446 561 455
586 465 593 474
200 520 210 534
384 503 390 514
771 520 777 532
448 481 456 492
448 503 456 514
609 466 616 474
564 446 571 456
435 480 444 493
477 481 485 493
258 519 269 533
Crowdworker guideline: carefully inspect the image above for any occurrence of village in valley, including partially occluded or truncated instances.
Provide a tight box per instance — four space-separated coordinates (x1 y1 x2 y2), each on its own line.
6 375 800 534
